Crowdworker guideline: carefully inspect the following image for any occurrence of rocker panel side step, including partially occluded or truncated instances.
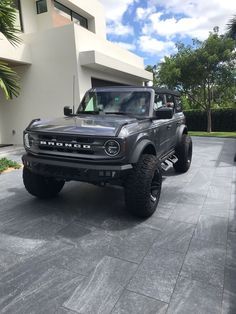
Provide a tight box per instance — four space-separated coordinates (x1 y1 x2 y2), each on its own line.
161 154 178 171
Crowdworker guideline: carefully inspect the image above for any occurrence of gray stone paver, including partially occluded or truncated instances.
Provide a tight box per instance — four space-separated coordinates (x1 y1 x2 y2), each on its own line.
0 137 235 313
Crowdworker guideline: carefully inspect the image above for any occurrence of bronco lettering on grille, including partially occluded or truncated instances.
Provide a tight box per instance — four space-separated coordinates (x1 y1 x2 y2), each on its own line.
39 140 91 149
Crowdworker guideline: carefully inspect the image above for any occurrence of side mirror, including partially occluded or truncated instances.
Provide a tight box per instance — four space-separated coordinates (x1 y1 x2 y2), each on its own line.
64 106 73 116
154 107 173 119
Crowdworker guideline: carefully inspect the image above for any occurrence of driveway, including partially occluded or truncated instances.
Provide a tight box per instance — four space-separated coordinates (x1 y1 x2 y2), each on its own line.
0 137 235 314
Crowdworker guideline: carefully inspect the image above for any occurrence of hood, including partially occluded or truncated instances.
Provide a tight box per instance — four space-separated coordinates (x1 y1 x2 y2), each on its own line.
28 114 138 137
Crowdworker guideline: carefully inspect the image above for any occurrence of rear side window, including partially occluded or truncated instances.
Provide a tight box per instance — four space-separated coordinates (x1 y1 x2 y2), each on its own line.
165 94 175 108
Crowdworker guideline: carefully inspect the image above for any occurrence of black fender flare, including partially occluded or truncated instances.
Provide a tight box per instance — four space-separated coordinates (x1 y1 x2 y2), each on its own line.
176 124 188 147
130 139 156 164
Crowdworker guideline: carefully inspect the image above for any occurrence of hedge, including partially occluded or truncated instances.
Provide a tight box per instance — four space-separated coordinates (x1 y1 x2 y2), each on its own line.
184 108 236 132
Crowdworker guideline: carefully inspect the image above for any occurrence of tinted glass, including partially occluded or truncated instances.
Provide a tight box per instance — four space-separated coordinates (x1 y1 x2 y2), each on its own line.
54 1 88 29
165 94 175 108
72 12 88 29
54 1 71 19
12 0 23 31
78 91 151 116
36 0 47 14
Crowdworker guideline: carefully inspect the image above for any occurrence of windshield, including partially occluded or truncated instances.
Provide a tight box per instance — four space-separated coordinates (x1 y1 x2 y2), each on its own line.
77 91 151 116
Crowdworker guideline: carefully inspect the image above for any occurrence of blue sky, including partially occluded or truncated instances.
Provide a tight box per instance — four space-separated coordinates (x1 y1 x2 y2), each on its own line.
99 0 236 66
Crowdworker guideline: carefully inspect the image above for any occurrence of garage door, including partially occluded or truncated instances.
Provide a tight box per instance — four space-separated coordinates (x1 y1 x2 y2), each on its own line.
91 78 127 88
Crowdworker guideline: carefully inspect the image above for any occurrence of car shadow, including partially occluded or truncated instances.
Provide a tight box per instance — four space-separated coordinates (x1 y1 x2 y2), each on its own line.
0 181 144 242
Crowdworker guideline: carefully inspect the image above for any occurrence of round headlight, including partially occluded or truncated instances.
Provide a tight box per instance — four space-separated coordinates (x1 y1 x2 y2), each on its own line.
104 140 120 156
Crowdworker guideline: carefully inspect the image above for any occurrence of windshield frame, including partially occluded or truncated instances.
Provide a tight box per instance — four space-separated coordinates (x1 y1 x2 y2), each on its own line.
76 88 154 118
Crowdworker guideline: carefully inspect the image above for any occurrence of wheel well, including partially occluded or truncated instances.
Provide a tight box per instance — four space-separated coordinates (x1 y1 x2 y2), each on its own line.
142 144 156 156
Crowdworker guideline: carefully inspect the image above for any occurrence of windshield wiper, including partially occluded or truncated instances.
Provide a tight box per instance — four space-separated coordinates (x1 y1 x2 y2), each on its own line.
76 111 100 115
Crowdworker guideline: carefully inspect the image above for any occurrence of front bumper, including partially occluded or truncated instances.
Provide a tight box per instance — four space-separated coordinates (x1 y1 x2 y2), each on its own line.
22 153 132 183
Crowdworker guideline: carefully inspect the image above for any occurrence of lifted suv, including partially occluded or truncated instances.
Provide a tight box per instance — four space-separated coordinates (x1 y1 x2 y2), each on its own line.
22 86 192 217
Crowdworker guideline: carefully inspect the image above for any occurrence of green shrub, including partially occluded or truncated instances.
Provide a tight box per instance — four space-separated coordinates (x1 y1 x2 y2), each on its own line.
0 157 21 174
184 108 236 132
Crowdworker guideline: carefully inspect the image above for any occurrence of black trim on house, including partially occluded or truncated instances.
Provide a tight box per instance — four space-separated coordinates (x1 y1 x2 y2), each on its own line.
54 0 88 29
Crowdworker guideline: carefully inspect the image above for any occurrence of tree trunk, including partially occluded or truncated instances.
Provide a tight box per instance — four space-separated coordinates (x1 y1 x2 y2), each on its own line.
207 108 212 133
206 78 212 133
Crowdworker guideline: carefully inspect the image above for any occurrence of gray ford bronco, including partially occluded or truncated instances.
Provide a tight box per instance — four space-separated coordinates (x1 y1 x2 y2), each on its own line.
22 86 192 217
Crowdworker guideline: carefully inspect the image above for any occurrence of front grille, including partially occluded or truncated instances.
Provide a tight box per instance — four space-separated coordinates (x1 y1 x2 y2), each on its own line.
39 134 94 144
34 134 102 155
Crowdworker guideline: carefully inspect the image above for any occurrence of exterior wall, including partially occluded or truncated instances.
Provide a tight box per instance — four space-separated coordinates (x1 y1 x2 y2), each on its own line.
0 25 78 144
20 0 38 34
74 26 144 69
55 0 106 38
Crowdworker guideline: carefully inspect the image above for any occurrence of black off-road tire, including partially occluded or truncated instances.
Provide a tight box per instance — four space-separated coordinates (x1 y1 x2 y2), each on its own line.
174 134 192 173
23 167 65 199
124 154 162 218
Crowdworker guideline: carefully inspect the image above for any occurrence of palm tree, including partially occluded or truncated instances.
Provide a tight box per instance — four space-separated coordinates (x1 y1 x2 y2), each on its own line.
0 0 20 99
227 15 236 40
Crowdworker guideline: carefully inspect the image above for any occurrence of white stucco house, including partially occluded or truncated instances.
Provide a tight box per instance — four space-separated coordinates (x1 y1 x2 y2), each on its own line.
0 0 152 145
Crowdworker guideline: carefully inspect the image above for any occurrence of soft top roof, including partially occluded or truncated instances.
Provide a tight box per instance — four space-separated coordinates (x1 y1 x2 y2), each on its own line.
151 87 180 96
88 86 180 96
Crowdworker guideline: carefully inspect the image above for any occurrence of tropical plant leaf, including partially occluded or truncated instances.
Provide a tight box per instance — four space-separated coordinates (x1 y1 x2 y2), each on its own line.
227 15 236 40
0 0 21 46
0 61 20 99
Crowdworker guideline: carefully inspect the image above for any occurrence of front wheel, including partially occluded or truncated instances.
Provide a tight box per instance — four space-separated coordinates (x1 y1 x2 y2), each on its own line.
124 154 162 218
174 134 192 173
23 167 65 199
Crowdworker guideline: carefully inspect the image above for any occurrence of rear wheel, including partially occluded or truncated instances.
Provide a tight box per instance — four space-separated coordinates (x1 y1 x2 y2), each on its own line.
23 167 65 199
174 134 192 173
125 154 162 218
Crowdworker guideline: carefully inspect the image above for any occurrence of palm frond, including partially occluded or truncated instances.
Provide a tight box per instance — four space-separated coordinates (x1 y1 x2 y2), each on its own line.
0 0 21 46
0 61 20 99
227 15 236 40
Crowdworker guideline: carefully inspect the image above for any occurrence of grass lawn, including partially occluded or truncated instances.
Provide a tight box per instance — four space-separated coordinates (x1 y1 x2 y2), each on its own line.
189 131 236 138
0 158 21 174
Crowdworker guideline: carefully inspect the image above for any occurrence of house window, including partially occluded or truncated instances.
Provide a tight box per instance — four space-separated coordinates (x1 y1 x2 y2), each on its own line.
36 0 48 14
12 0 23 31
54 1 88 29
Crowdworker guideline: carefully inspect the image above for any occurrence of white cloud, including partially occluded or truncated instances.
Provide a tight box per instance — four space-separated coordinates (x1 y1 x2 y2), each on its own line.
106 22 134 36
99 0 134 21
99 0 135 37
138 35 176 57
140 0 236 40
112 41 136 51
146 13 209 40
136 7 155 20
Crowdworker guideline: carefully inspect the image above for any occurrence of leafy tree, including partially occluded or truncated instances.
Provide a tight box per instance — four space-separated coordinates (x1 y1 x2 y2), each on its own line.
145 65 159 85
157 32 236 132
0 0 20 99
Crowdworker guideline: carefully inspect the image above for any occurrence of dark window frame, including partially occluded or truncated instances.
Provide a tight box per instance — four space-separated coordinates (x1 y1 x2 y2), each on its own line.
54 0 88 29
12 0 24 32
174 96 182 112
36 0 48 14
